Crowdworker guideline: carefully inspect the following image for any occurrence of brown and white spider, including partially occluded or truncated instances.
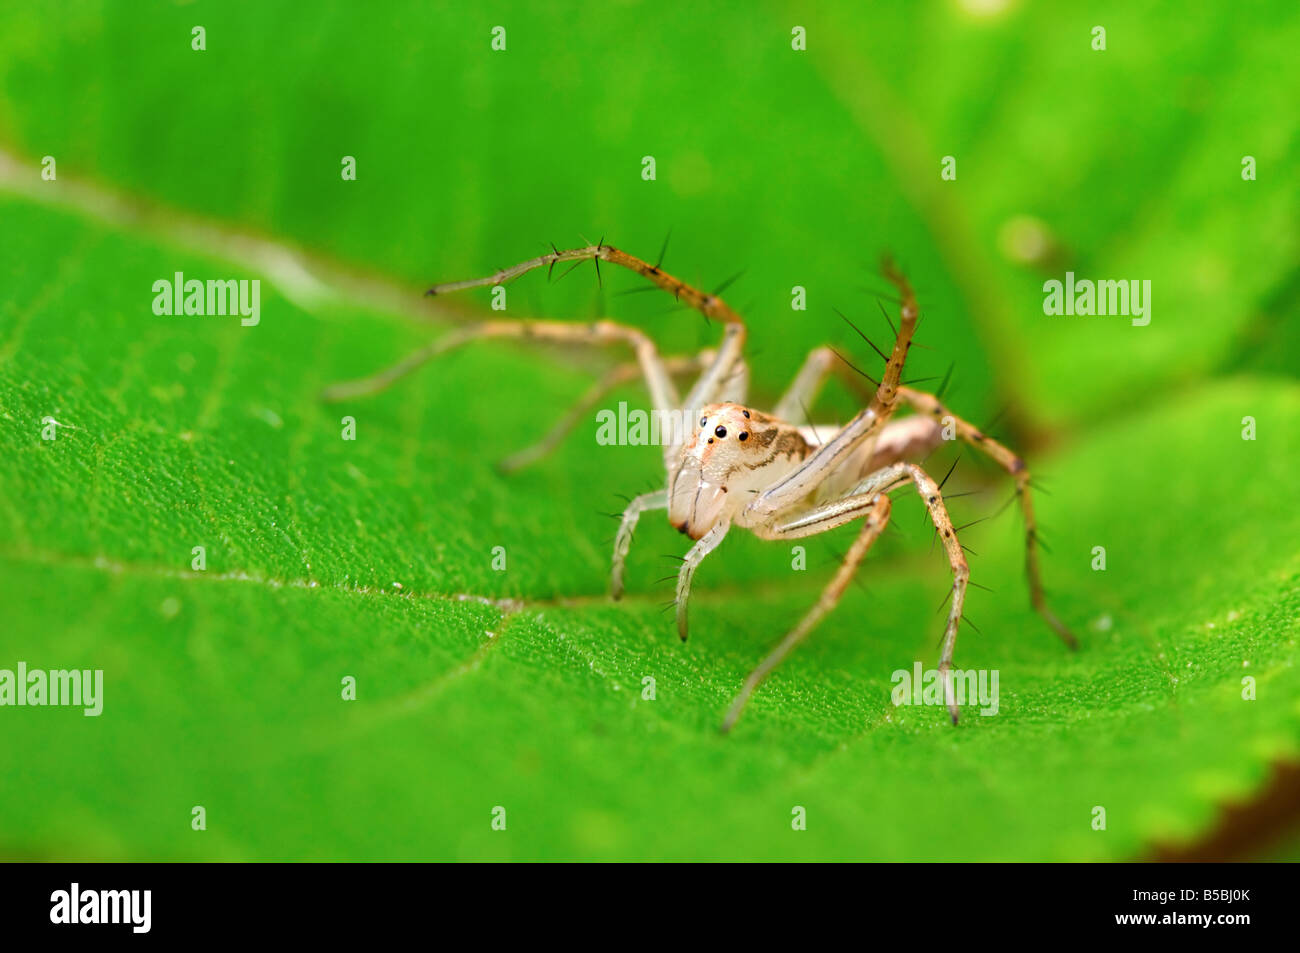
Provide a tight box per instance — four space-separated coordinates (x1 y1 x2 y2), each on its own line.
324 243 1076 731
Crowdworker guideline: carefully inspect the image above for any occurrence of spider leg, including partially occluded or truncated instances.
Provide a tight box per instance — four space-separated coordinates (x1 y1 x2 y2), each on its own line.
428 244 750 435
854 462 970 724
321 317 680 418
772 344 883 423
897 387 1077 649
771 345 939 496
611 489 669 600
772 346 838 421
331 242 752 467
500 352 713 474
428 244 746 325
674 521 731 641
730 460 969 729
722 493 892 733
747 259 919 519
685 342 749 410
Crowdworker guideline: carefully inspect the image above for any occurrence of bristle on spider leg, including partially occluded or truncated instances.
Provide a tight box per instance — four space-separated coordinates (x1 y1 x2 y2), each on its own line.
655 228 672 269
798 400 822 443
863 287 902 305
828 347 881 388
982 404 1011 437
935 362 956 400
993 488 1020 519
827 545 873 595
876 300 898 339
872 297 934 348
941 452 961 491
553 258 589 284
712 268 746 296
936 585 955 614
835 309 891 363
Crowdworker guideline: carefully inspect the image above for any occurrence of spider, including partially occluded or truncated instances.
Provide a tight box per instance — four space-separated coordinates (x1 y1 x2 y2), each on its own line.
323 243 1076 731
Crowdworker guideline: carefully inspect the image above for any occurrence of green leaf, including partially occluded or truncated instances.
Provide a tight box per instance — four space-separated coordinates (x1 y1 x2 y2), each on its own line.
1 187 1297 859
1 1 1297 860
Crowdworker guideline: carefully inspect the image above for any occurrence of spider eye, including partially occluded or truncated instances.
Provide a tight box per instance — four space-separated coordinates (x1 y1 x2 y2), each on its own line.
700 418 707 427
715 425 727 438
739 432 749 441
742 410 750 418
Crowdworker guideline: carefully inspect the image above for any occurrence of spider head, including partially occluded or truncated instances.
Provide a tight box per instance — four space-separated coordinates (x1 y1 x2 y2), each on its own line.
667 403 809 539
694 402 756 451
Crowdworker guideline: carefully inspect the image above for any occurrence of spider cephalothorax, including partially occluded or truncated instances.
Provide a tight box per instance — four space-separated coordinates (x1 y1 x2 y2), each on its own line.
324 242 1076 732
670 403 810 540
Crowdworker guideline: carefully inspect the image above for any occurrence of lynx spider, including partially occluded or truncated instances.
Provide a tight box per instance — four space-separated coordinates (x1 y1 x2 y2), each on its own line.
324 243 1076 731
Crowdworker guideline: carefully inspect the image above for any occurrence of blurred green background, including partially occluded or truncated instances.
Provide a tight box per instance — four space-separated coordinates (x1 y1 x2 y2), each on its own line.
0 0 1297 860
